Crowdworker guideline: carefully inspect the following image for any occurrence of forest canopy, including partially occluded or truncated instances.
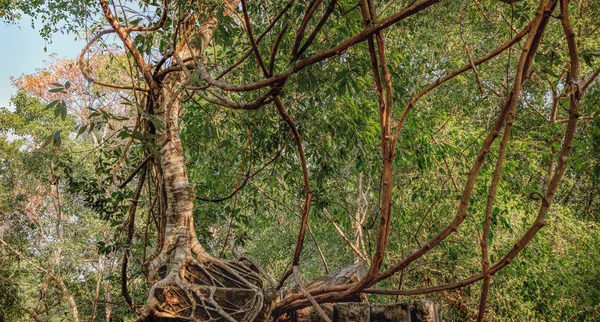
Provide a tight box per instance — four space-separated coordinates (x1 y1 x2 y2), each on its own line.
0 0 599 321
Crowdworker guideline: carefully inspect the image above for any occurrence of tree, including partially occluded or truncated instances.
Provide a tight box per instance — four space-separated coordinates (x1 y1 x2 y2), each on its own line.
2 0 600 321
0 58 138 321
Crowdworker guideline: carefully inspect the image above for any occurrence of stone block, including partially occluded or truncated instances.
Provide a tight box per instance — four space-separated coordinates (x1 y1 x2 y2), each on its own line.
409 300 438 322
370 303 411 322
335 302 370 322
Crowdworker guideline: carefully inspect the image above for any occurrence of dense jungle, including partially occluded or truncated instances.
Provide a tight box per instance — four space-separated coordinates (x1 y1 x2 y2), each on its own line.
0 0 599 321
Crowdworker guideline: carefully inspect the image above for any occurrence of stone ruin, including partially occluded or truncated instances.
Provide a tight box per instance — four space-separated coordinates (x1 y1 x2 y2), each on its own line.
291 300 438 322
282 264 439 322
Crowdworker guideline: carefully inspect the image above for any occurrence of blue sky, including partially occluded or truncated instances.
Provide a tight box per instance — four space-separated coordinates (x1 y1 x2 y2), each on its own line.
0 19 85 110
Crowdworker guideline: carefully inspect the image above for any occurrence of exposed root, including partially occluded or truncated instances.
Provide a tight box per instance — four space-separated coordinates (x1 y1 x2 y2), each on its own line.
138 245 270 322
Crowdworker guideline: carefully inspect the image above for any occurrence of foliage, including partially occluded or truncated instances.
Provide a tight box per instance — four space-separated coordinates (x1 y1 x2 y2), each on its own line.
1 0 599 321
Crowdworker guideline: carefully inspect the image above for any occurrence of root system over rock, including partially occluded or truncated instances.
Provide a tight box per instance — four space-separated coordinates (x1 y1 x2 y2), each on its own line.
140 252 271 322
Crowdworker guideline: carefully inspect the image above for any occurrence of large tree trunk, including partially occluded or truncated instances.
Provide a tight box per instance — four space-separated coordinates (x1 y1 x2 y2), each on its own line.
138 69 267 322
135 3 270 320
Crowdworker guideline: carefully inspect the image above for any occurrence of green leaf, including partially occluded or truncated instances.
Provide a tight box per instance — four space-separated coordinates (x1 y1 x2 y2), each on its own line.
88 121 96 134
131 130 145 141
52 130 62 147
44 100 59 111
60 102 67 121
76 124 88 138
117 128 131 139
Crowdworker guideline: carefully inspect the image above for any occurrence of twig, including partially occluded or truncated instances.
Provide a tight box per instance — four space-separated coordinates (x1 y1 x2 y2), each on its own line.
322 208 369 263
118 154 153 189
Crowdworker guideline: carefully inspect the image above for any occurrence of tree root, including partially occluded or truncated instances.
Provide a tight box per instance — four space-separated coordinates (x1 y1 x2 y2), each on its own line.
138 246 272 322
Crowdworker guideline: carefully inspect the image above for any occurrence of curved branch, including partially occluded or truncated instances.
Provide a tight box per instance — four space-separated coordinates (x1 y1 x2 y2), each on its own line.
240 0 314 272
273 0 557 313
294 0 440 71
390 19 533 146
78 30 148 91
216 0 296 80
275 98 313 267
376 0 556 286
157 0 439 91
295 0 338 60
98 0 156 90
79 0 168 86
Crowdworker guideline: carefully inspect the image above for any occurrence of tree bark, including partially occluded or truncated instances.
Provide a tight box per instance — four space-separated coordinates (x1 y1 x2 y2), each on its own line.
125 2 270 320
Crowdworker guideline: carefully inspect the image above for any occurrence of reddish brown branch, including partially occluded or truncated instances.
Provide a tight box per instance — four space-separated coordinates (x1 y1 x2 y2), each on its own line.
350 0 586 304
376 0 556 285
490 0 581 290
292 0 325 59
391 20 534 146
295 0 339 59
273 1 557 313
216 0 296 80
98 0 157 90
275 99 313 266
241 0 269 75
342 0 395 297
269 24 290 76
118 154 153 189
476 67 519 322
